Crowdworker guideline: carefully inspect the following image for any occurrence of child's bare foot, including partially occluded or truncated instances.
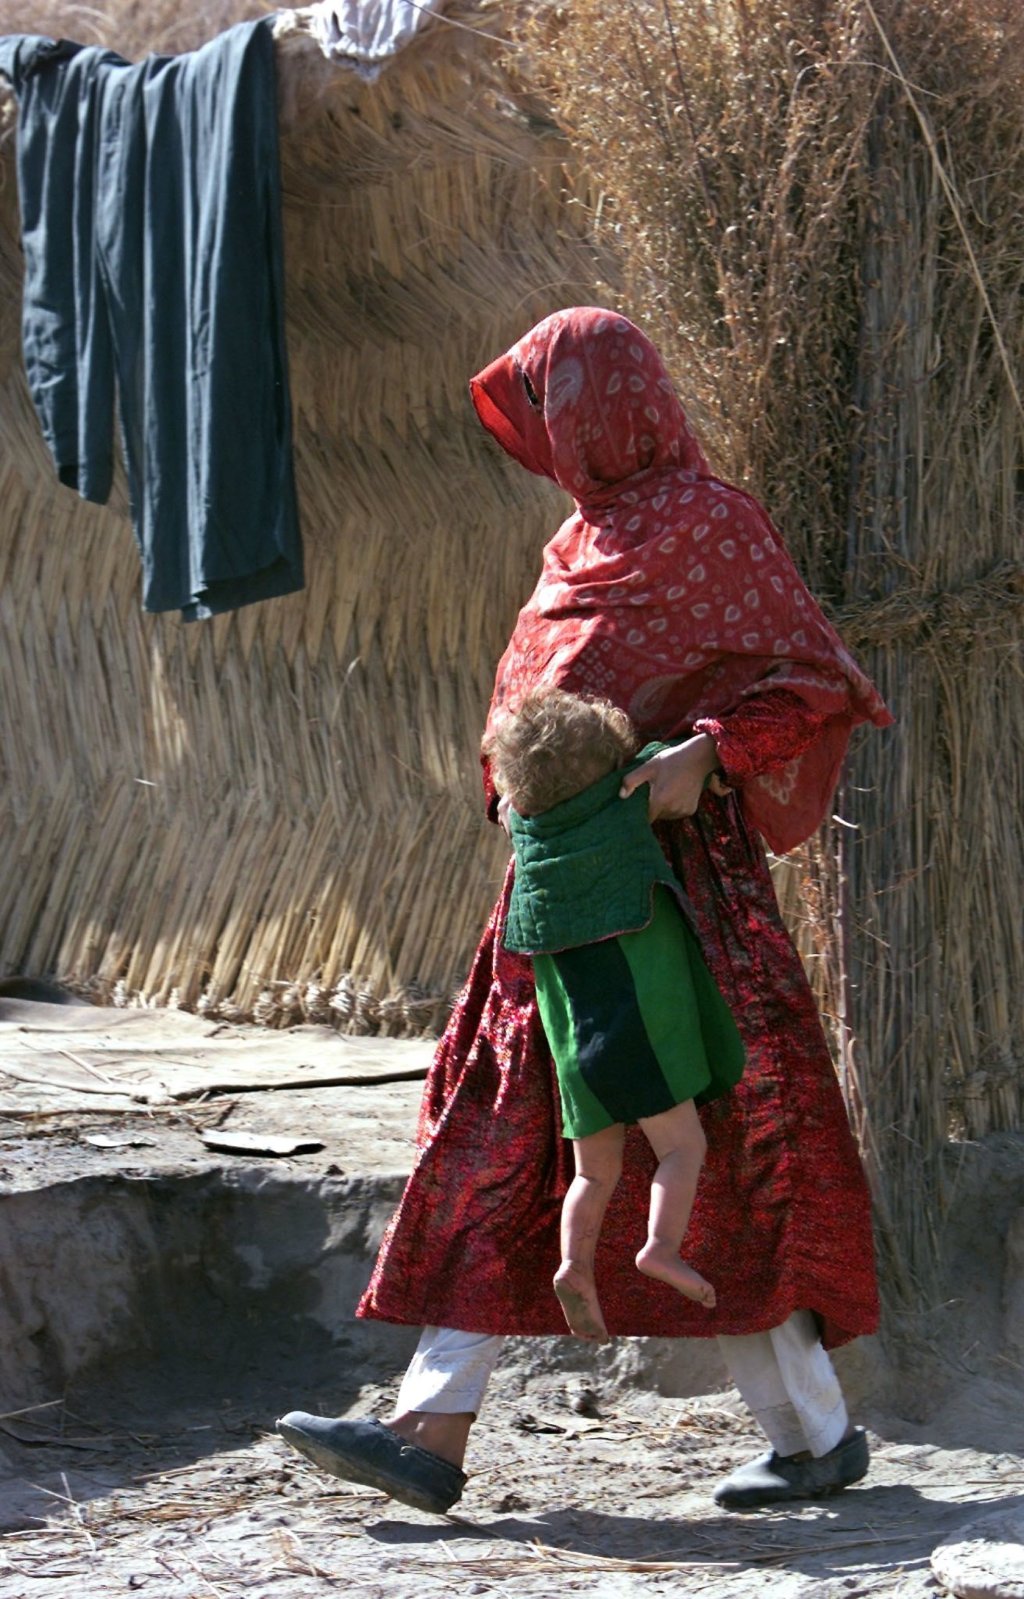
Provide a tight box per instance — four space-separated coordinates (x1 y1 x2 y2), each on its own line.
554 1262 610 1341
635 1242 716 1308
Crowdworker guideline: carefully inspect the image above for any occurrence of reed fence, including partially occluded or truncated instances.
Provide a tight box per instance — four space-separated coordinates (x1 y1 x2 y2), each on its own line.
524 0 1024 1298
0 0 614 1033
1 0 1020 1304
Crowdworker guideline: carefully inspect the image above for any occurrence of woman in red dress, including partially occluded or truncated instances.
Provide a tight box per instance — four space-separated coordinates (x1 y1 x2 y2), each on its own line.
279 307 893 1513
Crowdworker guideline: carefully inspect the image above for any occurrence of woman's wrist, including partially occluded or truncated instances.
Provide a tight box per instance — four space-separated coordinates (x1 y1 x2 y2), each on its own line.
683 731 719 780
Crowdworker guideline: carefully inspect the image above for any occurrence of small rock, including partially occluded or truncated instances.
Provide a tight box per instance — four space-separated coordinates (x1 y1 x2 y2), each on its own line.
495 1491 529 1513
931 1505 1024 1599
567 1384 601 1417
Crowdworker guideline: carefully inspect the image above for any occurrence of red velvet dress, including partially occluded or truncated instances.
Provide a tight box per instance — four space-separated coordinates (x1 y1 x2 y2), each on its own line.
359 688 879 1350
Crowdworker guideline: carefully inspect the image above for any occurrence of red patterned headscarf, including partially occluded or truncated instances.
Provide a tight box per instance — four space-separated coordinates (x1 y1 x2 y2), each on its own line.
471 307 892 853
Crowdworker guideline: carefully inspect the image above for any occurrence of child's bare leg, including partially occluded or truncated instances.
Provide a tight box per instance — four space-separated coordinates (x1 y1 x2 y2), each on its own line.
555 1123 625 1341
636 1099 715 1308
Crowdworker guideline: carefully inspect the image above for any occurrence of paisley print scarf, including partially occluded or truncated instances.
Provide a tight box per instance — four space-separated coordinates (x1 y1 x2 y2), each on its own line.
471 307 892 852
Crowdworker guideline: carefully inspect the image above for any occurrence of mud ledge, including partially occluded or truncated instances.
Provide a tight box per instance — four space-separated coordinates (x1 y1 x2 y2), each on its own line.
2 1011 1024 1596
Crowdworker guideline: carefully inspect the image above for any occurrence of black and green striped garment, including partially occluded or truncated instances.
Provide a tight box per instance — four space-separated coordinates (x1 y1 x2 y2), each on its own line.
534 886 745 1140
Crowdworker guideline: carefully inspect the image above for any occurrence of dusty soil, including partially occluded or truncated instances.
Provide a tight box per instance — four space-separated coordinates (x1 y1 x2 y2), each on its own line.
2 998 1023 1599
5 1370 1024 1599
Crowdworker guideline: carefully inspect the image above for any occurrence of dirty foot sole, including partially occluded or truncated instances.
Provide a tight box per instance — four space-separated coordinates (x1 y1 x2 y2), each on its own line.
554 1266 610 1341
636 1246 716 1307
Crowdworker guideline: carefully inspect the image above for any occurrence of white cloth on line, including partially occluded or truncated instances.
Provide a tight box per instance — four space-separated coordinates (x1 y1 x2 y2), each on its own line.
303 0 446 76
394 1310 849 1459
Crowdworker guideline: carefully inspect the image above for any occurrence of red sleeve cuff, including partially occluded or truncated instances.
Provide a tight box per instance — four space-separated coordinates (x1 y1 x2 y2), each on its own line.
694 689 829 787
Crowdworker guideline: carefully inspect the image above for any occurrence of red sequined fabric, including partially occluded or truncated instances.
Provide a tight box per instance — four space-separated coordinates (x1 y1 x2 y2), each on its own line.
359 688 879 1348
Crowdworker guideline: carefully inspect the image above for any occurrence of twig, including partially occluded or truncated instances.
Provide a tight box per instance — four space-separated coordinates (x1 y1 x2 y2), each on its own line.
180 1553 232 1597
0 1423 123 1450
0 1065 138 1097
59 1472 96 1558
274 1527 343 1581
0 1399 64 1423
58 1048 122 1088
408 1526 921 1577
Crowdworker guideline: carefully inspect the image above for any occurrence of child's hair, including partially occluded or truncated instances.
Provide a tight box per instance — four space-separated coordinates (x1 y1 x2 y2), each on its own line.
483 689 640 816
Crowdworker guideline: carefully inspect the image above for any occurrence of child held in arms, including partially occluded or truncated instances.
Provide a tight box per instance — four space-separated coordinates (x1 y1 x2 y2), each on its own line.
484 689 745 1342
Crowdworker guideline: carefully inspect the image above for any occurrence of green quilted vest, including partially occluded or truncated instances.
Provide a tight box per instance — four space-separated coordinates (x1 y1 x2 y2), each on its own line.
503 741 685 955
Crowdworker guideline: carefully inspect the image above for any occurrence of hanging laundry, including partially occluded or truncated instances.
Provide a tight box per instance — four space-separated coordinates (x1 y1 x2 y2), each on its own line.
0 19 303 620
304 0 447 78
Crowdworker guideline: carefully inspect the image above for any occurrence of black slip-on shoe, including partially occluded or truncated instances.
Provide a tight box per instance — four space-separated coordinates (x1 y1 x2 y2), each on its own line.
276 1412 466 1515
713 1426 869 1511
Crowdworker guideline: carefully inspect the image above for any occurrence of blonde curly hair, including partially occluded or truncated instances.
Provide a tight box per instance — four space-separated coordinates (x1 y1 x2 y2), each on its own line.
483 689 640 816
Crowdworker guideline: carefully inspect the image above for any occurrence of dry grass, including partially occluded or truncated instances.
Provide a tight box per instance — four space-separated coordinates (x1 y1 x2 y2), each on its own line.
0 1 615 1031
520 0 1024 1300
1 0 1022 1308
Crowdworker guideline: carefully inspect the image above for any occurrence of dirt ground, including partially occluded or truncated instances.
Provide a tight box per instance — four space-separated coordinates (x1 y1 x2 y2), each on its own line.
2 1000 1024 1598
5 1369 1024 1599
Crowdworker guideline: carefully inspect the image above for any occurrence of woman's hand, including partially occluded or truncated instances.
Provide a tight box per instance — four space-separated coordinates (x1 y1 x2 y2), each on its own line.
618 733 725 821
497 792 514 837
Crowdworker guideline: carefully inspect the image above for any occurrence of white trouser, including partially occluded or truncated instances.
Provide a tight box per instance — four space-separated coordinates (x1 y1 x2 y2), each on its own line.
395 1310 848 1459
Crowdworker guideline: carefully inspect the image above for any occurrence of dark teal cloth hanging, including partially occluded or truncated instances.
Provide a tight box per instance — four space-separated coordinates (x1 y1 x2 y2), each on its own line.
0 20 303 620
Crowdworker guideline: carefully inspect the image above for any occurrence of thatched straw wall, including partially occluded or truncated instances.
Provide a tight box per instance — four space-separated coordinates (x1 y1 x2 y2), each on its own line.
0 1 614 1031
4 0 1021 1309
527 0 1024 1297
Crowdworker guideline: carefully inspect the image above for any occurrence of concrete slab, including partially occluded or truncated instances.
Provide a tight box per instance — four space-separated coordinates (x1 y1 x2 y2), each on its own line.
0 997 433 1113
